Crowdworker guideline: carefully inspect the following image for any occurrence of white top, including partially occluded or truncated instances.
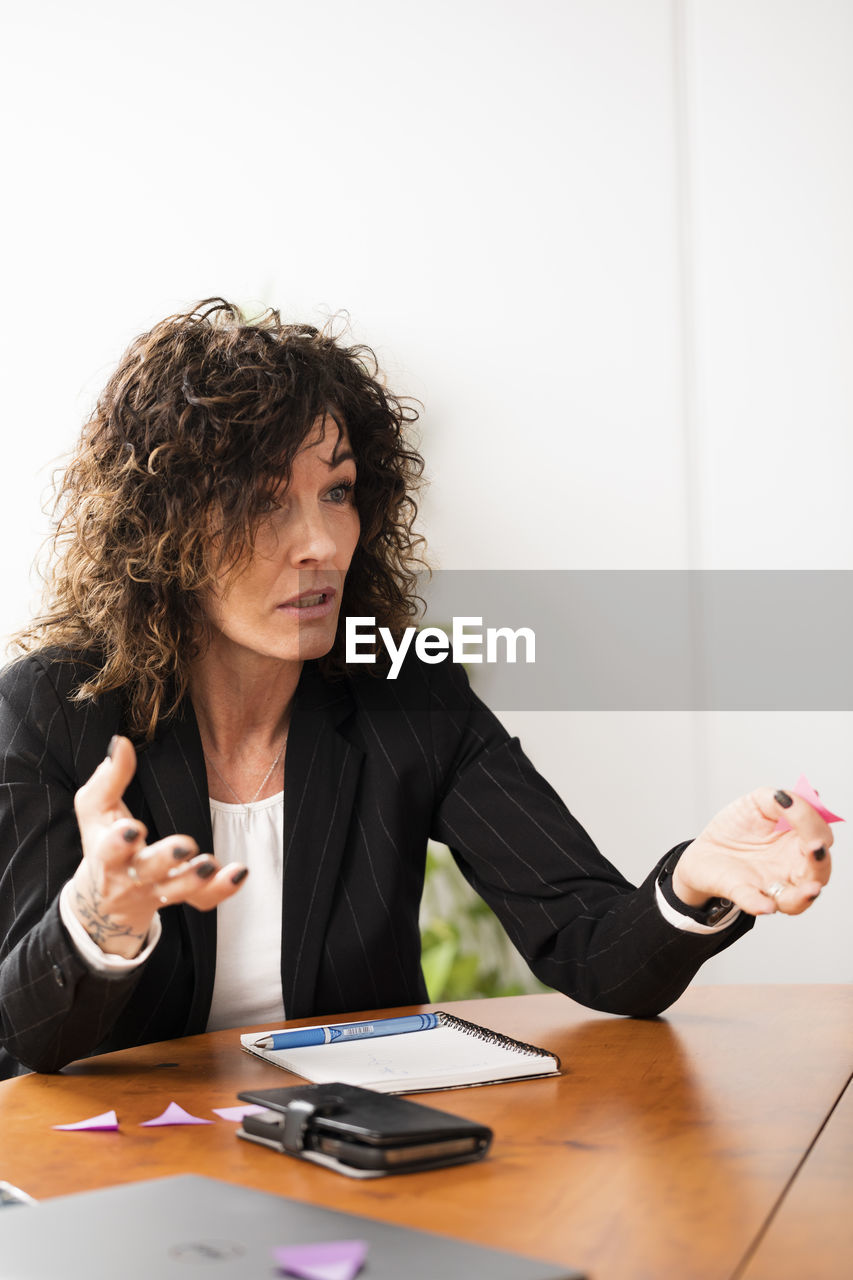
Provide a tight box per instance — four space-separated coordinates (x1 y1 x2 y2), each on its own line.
205 792 285 1032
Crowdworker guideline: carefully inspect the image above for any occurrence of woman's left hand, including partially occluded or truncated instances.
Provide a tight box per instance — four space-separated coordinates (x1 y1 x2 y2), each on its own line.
673 788 834 917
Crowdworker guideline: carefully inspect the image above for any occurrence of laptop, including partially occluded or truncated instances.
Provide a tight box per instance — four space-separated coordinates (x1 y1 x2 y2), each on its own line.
0 1174 584 1279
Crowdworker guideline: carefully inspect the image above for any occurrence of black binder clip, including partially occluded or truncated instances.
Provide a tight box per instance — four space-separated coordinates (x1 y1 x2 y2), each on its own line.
280 1097 323 1154
237 1089 345 1161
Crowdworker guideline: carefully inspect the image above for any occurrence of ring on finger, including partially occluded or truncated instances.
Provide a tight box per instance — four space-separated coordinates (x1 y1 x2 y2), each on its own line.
766 881 789 900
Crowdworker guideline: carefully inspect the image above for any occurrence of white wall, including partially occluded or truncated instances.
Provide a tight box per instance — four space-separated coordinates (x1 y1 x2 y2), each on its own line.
1 1 850 981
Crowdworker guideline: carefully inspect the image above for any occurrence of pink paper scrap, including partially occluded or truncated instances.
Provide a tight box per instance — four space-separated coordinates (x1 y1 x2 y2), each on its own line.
53 1110 119 1132
775 774 845 833
211 1104 268 1122
140 1101 214 1127
273 1239 369 1280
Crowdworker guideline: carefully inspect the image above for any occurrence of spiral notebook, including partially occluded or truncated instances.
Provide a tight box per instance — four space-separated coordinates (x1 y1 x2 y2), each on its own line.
240 1012 561 1093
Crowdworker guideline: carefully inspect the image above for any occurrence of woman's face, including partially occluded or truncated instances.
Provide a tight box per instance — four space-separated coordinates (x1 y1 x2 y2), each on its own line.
203 416 360 669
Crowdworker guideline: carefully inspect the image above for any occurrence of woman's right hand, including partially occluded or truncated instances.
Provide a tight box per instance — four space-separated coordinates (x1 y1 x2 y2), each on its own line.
69 735 248 959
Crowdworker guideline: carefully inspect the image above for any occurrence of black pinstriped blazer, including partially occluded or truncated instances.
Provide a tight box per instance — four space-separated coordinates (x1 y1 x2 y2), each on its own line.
0 649 751 1078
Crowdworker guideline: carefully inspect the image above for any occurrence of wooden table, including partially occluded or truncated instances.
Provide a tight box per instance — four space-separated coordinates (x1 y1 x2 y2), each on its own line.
1 987 850 1279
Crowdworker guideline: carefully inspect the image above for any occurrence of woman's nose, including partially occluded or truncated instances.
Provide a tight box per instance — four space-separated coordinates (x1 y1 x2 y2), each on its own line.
288 505 338 564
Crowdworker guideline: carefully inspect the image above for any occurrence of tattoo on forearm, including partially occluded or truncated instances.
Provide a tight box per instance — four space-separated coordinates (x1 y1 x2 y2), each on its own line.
73 877 147 951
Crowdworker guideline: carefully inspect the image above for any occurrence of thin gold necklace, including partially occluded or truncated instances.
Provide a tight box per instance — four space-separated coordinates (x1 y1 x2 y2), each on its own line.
205 735 288 818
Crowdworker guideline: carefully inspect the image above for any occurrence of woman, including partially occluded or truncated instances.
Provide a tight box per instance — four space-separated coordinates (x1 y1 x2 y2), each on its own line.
0 299 832 1079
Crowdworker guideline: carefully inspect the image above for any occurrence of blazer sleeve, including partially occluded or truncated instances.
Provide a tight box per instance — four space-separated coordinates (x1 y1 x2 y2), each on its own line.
0 657 146 1076
428 660 753 1017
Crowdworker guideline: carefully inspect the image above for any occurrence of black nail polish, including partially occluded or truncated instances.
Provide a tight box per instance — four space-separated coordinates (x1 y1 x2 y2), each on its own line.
195 861 216 880
813 846 827 862
172 845 192 860
122 824 139 843
231 868 249 886
807 893 820 902
774 790 794 808
106 735 119 760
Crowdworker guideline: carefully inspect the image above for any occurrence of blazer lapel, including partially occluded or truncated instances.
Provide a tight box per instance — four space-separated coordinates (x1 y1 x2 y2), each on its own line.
281 666 364 1018
134 699 216 1033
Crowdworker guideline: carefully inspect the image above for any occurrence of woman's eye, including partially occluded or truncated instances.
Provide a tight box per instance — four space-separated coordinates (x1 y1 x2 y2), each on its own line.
328 480 355 504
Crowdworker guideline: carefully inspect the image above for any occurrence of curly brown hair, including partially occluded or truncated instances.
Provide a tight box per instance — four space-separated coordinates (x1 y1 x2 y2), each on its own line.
15 298 426 740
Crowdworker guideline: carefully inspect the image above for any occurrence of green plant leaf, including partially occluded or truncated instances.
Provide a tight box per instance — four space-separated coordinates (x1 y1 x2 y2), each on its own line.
421 938 458 1000
420 841 553 1001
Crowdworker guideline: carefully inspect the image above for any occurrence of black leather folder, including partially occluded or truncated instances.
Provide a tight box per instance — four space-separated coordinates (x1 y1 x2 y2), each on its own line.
236 1080 493 1175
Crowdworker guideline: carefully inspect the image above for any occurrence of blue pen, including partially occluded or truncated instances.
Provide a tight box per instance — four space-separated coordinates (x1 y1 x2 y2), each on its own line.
253 1012 441 1051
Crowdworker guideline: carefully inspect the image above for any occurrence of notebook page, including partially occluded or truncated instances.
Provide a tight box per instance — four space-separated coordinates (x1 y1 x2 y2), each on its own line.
241 1024 557 1089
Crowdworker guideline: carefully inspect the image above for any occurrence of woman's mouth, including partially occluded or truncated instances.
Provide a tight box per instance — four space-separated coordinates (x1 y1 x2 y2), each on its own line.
277 587 337 619
291 592 328 608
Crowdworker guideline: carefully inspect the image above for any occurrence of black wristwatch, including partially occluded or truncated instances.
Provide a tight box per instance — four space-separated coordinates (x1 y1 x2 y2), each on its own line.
658 845 734 927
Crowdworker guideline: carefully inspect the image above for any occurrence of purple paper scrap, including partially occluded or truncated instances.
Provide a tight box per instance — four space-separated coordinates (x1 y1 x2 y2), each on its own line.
211 1104 268 1122
273 1238 369 1280
140 1101 214 1127
53 1109 119 1132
